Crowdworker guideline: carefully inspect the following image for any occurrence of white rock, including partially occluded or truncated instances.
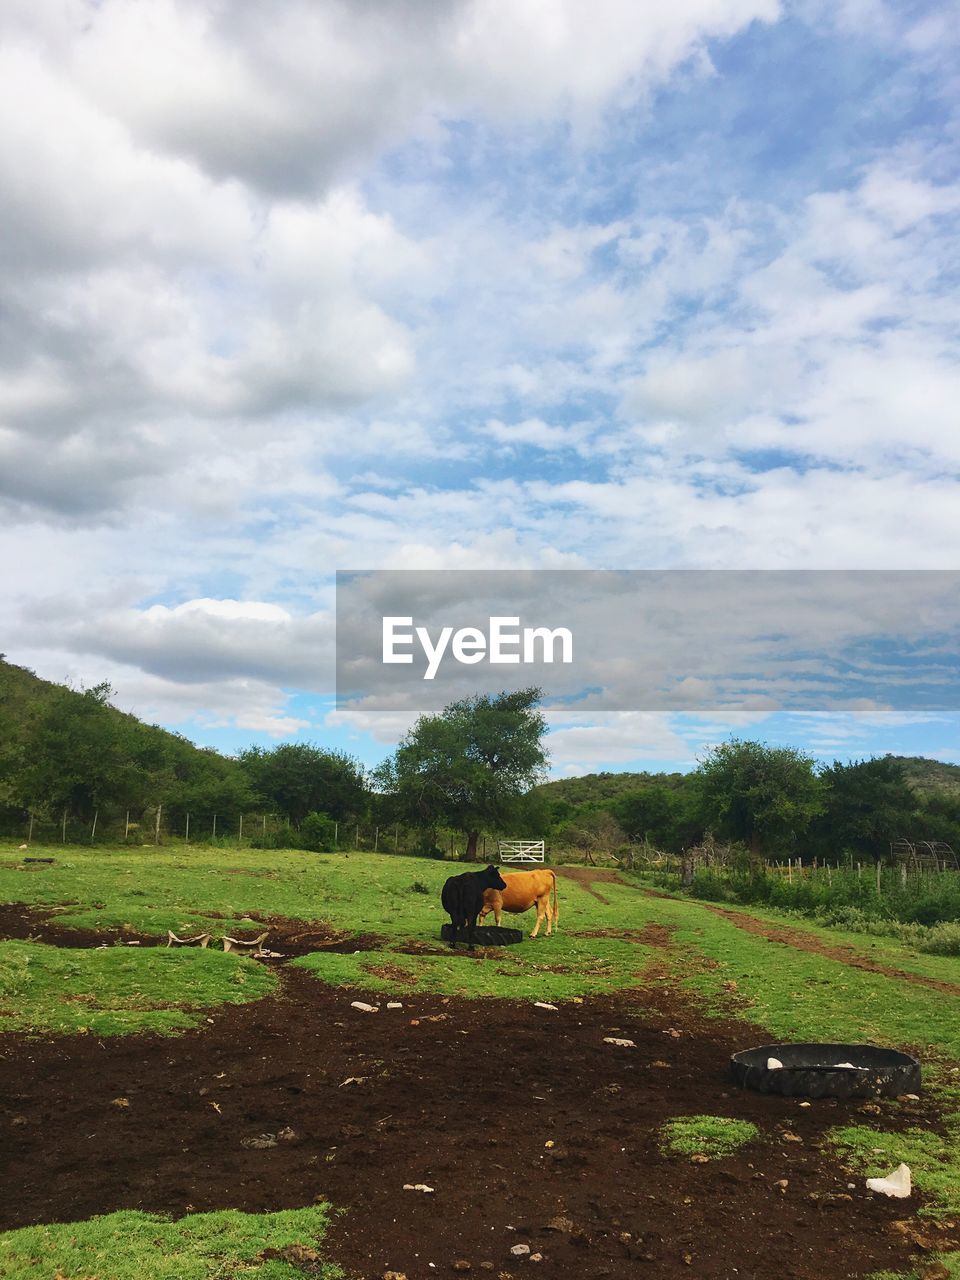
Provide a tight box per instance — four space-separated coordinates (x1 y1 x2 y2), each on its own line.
387 1002 403 1009
509 1244 531 1257
402 1183 435 1193
767 1057 783 1069
866 1164 911 1198
834 1061 856 1069
534 1002 558 1011
350 1001 379 1013
603 1037 636 1047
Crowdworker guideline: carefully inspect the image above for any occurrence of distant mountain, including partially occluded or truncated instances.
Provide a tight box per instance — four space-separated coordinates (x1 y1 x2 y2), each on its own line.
533 769 690 807
890 756 960 795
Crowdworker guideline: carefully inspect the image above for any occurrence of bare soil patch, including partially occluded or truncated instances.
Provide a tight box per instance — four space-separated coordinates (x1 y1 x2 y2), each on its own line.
0 954 944 1279
0 903 382 957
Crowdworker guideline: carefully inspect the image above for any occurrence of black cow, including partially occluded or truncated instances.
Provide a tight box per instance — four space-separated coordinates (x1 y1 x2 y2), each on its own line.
441 865 507 949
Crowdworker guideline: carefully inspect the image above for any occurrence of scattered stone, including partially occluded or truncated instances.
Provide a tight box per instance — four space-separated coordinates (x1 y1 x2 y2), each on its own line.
543 1140 554 1149
603 1037 635 1048
403 1183 435 1193
900 1093 921 1102
529 1254 543 1264
111 1097 130 1109
867 1164 911 1198
509 1244 531 1258
690 1154 710 1164
781 1132 803 1143
383 1272 408 1280
479 1264 495 1271
350 1001 379 1013
241 1133 278 1149
859 1102 882 1115
542 1217 573 1234
387 1002 403 1010
618 1232 632 1243
277 1126 297 1141
453 1262 471 1272
798 1101 811 1108
663 1028 682 1038
10 1116 28 1126
774 1180 789 1192
534 1002 558 1011
339 1077 368 1087
767 1057 783 1070
650 1060 671 1068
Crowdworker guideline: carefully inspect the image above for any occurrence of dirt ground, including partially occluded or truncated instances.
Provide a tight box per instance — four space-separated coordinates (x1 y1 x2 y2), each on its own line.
1 903 951 1280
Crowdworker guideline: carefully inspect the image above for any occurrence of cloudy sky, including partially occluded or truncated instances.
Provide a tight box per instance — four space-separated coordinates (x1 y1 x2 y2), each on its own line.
2 0 959 775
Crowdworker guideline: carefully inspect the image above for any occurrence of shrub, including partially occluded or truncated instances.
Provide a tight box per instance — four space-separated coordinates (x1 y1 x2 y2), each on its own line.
299 812 337 853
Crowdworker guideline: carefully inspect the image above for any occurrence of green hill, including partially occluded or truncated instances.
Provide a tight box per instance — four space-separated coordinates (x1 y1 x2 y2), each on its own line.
533 769 690 808
891 756 960 796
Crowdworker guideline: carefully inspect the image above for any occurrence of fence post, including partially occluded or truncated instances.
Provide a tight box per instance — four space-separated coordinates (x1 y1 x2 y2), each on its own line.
334 821 338 848
374 825 379 852
124 810 130 840
394 824 399 853
155 804 162 845
185 812 190 843
876 861 882 896
91 809 98 840
212 814 217 839
857 861 862 881
901 863 907 888
355 823 360 849
787 858 792 883
239 813 243 843
62 810 67 843
27 813 34 845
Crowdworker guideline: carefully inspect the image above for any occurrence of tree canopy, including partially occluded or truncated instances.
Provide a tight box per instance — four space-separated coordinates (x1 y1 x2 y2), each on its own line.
374 687 548 859
694 738 824 855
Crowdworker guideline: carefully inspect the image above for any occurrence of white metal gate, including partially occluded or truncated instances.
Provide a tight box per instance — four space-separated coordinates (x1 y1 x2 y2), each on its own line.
497 839 545 863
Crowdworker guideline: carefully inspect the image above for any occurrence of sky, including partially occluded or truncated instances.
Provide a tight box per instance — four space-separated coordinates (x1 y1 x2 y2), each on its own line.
1 0 959 776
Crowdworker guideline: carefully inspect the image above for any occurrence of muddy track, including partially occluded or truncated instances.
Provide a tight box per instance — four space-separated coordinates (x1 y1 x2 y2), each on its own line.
692 900 960 999
0 957 945 1279
555 864 627 903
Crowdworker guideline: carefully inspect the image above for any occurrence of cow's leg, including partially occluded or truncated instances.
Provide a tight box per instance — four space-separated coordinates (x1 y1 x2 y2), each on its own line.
540 892 553 936
467 912 479 950
447 911 460 947
530 898 546 938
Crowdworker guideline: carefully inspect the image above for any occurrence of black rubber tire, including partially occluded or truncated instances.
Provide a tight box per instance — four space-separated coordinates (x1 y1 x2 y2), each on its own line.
730 1043 921 1098
440 924 524 946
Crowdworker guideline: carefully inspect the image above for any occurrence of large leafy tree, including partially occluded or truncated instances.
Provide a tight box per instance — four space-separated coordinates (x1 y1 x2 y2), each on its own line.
694 738 823 856
610 784 703 853
375 688 548 860
239 743 367 825
813 756 917 860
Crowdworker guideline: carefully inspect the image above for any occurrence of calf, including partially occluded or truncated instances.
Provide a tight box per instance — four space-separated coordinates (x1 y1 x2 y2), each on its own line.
441 865 507 948
479 869 559 937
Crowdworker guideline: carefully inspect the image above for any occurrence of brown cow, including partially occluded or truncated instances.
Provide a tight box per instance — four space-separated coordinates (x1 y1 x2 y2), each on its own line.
479 869 559 938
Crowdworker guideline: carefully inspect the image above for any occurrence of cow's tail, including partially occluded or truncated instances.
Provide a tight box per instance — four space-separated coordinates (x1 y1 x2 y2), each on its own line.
551 870 560 930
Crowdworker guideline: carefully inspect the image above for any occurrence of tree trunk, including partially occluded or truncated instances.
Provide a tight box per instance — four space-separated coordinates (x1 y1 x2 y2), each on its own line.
464 830 480 861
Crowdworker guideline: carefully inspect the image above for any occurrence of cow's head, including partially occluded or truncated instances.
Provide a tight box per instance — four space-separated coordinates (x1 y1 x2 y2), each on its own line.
483 865 507 891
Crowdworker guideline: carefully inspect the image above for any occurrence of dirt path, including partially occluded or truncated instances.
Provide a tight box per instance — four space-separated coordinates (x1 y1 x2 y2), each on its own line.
692 900 960 999
0 959 945 1280
555 864 626 903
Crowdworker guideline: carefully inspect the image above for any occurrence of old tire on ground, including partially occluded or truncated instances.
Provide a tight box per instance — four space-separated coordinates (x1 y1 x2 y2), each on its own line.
731 1043 921 1098
440 924 524 946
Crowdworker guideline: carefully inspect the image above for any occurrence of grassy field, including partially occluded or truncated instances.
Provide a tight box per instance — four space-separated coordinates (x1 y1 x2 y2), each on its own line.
4 842 960 1278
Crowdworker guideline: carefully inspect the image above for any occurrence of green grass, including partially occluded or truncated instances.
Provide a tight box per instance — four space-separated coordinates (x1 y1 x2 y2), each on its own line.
0 940 276 1035
660 1114 760 1159
294 934 650 1001
0 1205 340 1280
829 1122 960 1218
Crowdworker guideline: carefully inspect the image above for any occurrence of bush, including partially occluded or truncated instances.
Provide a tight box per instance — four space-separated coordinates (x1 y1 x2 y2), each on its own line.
249 823 301 850
299 812 336 853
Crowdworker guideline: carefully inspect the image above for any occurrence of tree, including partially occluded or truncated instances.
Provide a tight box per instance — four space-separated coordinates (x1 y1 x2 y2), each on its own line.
812 756 917 860
610 785 702 852
375 688 548 860
694 738 823 856
239 743 366 825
